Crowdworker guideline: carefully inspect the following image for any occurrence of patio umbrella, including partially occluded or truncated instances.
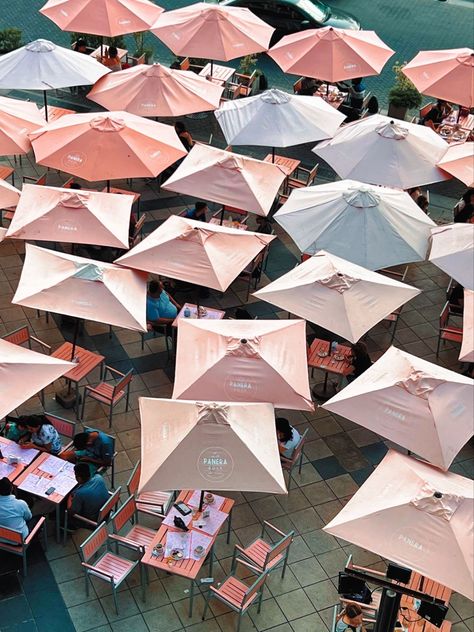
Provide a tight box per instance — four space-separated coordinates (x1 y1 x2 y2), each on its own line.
273 180 436 269
429 224 474 290
324 449 474 600
0 339 74 420
0 39 110 121
215 88 345 149
87 63 224 117
172 319 313 411
0 179 21 209
322 346 474 471
254 251 420 343
437 142 474 187
268 26 394 82
162 144 286 217
460 289 474 362
29 111 186 184
402 48 474 108
151 3 274 65
40 0 164 37
116 215 275 292
0 96 46 156
0 228 7 243
6 184 132 249
313 115 451 189
139 398 286 495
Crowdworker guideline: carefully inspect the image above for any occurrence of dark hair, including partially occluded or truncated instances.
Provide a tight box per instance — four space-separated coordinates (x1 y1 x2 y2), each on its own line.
74 462 91 481
108 46 118 57
69 182 82 190
351 341 370 359
195 202 207 211
174 121 186 134
345 604 362 619
17 414 46 430
148 280 161 295
75 39 87 50
366 95 379 114
276 417 293 443
462 188 474 204
73 432 89 450
352 77 363 85
0 477 12 496
417 195 429 210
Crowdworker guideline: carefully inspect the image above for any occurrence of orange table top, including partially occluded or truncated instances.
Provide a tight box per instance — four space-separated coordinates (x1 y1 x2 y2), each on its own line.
0 166 14 180
51 342 104 383
14 451 77 505
308 338 353 376
41 106 76 122
264 154 301 176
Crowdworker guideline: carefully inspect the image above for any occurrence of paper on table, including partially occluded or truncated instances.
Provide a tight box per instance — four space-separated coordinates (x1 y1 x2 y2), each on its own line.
38 456 67 476
164 531 191 558
188 491 226 511
19 473 52 495
3 442 39 464
51 471 77 496
190 531 212 561
163 506 193 528
194 508 228 536
0 461 15 478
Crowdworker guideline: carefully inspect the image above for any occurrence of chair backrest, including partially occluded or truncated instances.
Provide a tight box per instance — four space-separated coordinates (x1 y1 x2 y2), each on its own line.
36 173 48 186
440 302 450 329
44 412 76 439
3 325 30 347
306 163 319 185
62 177 75 188
242 571 267 607
97 487 122 523
293 78 303 93
133 214 146 238
0 526 23 546
127 461 141 496
420 102 434 119
111 495 136 533
265 532 293 565
113 369 133 396
180 57 190 71
80 522 108 562
289 428 308 466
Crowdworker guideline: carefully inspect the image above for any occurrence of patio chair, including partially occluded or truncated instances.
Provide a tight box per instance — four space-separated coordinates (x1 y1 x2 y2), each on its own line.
130 213 147 248
81 366 133 427
2 325 51 354
110 496 162 557
280 428 308 490
340 554 382 616
0 519 47 576
235 250 266 302
22 173 48 186
63 487 121 545
44 412 76 453
125 52 146 66
80 522 145 614
127 460 174 515
287 163 319 190
201 559 268 632
231 520 294 578
83 426 118 489
436 301 463 356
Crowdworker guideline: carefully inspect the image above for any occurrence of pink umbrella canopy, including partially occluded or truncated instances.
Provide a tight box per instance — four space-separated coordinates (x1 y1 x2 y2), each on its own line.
0 179 21 209
437 142 474 188
116 215 275 291
324 449 474 601
87 63 224 117
268 27 394 82
172 319 314 411
29 111 186 182
12 244 147 332
460 289 474 362
323 346 474 471
402 48 474 108
0 339 74 420
40 0 163 37
139 398 287 494
6 184 132 248
0 96 46 156
429 224 474 291
151 3 274 61
163 144 286 216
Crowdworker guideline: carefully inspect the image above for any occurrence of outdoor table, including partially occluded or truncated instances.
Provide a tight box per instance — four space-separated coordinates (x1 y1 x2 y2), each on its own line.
398 571 452 630
264 154 301 194
51 342 105 417
173 303 226 327
0 165 15 186
90 45 128 62
308 338 352 400
314 85 347 109
437 112 474 144
142 489 234 617
0 436 39 481
209 217 248 230
199 63 235 85
14 452 77 542
40 106 76 123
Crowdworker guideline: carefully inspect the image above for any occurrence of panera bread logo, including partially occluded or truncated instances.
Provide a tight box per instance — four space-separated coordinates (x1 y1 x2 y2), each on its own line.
197 447 234 482
224 375 257 399
398 533 423 551
62 152 86 169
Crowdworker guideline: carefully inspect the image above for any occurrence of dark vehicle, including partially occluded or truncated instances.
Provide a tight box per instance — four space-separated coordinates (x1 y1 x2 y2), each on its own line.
222 0 360 42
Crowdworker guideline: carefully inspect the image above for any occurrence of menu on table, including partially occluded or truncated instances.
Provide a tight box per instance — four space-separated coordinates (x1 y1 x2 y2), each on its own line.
0 462 16 478
188 491 226 511
162 506 193 528
194 508 228 537
1 442 39 464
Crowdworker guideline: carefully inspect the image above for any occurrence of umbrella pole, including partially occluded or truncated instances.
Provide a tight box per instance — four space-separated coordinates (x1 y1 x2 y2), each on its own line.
198 490 205 512
107 180 110 192
196 285 201 319
101 36 104 59
43 91 49 122
70 318 80 361
219 206 224 225
210 60 214 77
272 147 275 163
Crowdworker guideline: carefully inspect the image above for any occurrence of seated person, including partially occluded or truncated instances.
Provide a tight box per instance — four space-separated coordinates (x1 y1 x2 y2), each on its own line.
416 194 429 214
67 463 109 526
336 604 367 632
101 46 122 72
146 280 181 331
407 187 422 202
346 78 366 109
61 429 113 474
448 282 464 315
297 77 319 96
185 201 208 221
73 38 89 54
0 477 32 541
174 121 194 152
422 99 453 130
276 417 301 461
255 215 272 234
16 414 62 455
454 188 474 223
69 182 82 190
3 416 29 443
347 341 372 383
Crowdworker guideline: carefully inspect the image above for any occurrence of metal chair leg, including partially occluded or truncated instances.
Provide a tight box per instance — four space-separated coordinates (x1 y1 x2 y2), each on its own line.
188 580 194 617
112 586 119 615
201 591 211 621
227 508 232 544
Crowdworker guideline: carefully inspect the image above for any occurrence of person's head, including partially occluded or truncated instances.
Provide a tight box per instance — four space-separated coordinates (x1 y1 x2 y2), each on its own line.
276 417 293 443
345 604 363 624
74 462 91 484
351 341 369 359
256 216 269 226
0 477 13 496
366 95 379 114
69 182 82 190
462 188 474 206
22 414 47 434
148 279 163 298
417 195 429 212
73 432 92 450
352 77 363 86
108 46 118 58
75 39 87 52
195 201 207 216
407 187 421 201
174 121 187 134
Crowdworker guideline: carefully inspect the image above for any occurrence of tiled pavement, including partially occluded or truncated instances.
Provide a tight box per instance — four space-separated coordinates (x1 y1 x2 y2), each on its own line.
0 148 473 632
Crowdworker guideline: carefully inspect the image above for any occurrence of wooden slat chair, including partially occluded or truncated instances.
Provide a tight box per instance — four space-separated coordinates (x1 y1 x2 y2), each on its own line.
437 301 463 356
231 521 294 579
293 77 304 93
63 487 121 545
340 554 382 616
80 522 144 615
201 559 268 632
125 52 146 66
0 518 47 576
280 428 308 490
127 460 174 515
179 57 191 71
81 366 133 427
3 325 51 354
22 173 48 186
130 213 147 247
110 496 162 559
235 250 266 302
83 426 118 489
287 163 319 190
44 412 76 453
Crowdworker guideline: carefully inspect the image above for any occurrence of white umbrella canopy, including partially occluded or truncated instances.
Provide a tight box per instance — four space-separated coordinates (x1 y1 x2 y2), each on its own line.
314 115 451 189
254 251 421 343
215 88 345 147
138 398 287 495
274 180 436 269
322 346 474 471
429 224 474 290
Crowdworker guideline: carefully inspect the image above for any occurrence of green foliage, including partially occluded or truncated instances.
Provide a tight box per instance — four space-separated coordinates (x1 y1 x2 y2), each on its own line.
131 31 154 62
69 32 126 50
388 61 423 110
0 28 22 53
238 54 258 75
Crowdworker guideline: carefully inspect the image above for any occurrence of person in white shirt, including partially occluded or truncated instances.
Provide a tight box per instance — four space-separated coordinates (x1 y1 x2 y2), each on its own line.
0 477 32 540
276 417 301 460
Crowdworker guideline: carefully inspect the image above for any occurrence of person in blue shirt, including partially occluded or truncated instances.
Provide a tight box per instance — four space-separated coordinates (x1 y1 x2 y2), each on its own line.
185 201 208 222
67 463 110 526
146 280 181 331
61 429 113 476
0 477 32 540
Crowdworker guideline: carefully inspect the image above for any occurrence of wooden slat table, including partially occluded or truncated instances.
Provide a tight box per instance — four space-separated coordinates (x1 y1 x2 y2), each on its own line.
41 106 76 123
438 113 474 144
308 338 352 400
199 63 235 85
263 154 301 194
0 436 39 481
173 303 226 327
14 452 77 542
51 342 105 417
209 217 248 230
142 490 234 616
398 572 452 632
0 165 15 186
314 85 348 109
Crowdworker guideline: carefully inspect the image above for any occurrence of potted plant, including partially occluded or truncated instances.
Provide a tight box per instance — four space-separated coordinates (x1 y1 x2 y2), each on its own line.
131 31 154 64
0 28 22 54
388 61 423 121
237 54 267 92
